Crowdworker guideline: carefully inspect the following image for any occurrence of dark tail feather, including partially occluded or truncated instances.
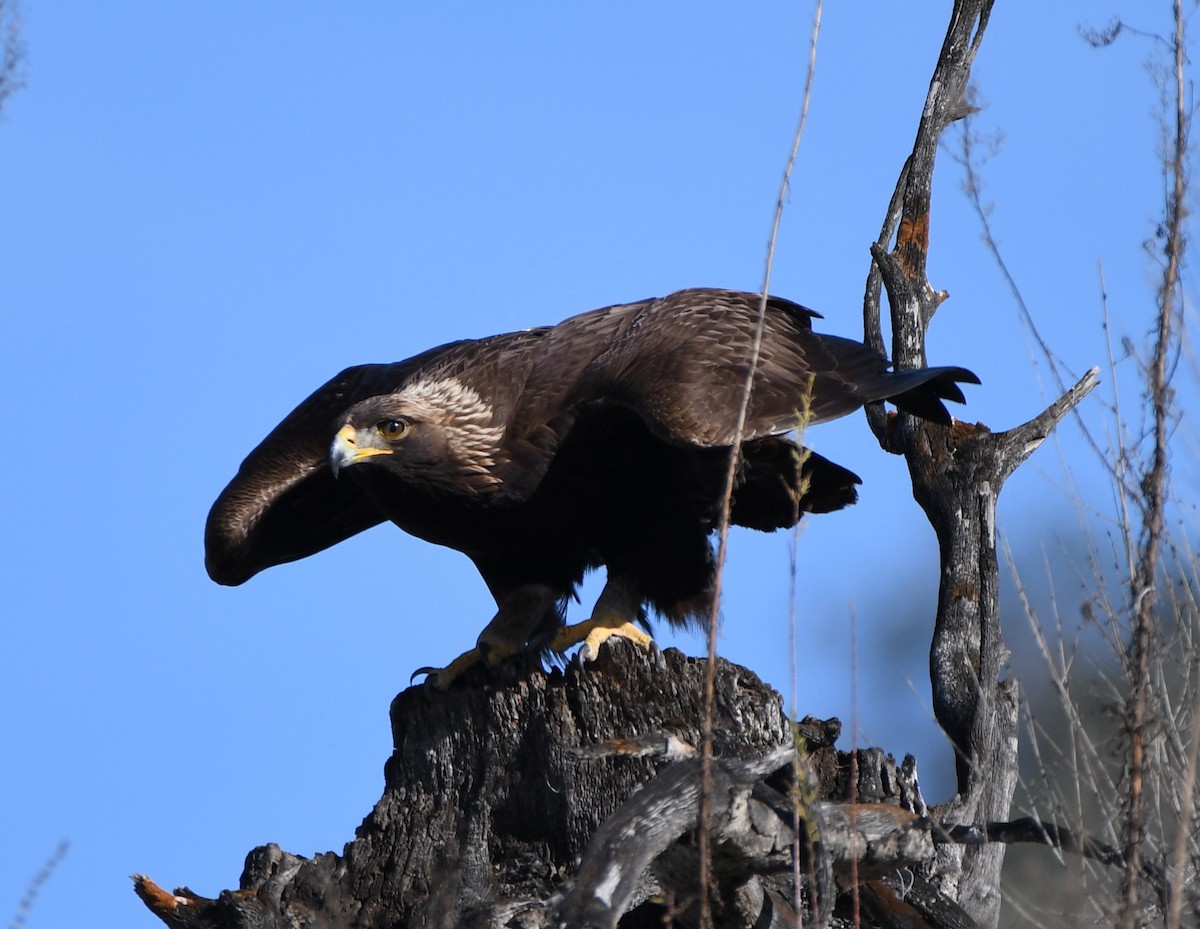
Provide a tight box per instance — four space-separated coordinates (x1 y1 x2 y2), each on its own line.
886 366 980 424
731 438 861 531
798 450 863 514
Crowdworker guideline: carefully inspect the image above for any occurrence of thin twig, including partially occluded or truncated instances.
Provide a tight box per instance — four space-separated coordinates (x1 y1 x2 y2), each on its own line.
1166 661 1200 929
8 841 68 929
700 3 823 926
849 602 860 929
950 113 1116 476
0 0 26 116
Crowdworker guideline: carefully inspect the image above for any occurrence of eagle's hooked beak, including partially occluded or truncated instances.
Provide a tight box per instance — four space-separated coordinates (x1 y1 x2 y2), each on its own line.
330 423 393 477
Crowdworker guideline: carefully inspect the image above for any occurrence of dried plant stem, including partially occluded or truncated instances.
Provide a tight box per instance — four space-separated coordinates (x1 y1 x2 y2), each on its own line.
1118 4 1186 926
8 841 68 929
0 0 25 115
699 4 823 925
1166 677 1200 929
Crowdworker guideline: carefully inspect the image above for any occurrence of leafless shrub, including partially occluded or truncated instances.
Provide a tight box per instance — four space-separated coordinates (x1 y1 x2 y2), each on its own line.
957 4 1198 926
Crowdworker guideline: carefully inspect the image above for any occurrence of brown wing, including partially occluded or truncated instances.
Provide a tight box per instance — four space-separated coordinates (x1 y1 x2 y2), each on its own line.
481 297 657 497
571 288 977 446
206 302 647 580
204 344 470 586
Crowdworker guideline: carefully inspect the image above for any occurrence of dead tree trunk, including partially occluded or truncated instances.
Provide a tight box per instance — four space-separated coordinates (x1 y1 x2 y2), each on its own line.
134 646 978 929
862 2 1098 926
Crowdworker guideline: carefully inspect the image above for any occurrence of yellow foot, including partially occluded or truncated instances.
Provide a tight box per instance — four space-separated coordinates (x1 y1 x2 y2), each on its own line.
412 638 526 691
412 646 484 691
548 616 655 664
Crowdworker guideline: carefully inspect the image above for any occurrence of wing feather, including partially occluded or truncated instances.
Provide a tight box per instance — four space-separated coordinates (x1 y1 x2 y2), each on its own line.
571 288 977 445
205 346 463 585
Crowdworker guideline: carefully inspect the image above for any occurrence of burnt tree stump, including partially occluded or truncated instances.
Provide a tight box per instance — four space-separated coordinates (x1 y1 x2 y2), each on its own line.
134 644 975 929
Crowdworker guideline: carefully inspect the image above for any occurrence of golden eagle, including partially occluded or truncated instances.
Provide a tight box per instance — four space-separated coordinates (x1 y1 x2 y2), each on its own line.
205 288 977 686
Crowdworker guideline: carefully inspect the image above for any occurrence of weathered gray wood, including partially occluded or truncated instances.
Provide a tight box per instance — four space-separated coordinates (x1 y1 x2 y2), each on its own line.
134 646 979 929
556 747 802 929
134 647 792 928
860 2 1100 926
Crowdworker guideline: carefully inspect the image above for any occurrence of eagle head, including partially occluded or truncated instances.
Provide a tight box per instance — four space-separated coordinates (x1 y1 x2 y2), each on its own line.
330 378 504 494
329 419 404 477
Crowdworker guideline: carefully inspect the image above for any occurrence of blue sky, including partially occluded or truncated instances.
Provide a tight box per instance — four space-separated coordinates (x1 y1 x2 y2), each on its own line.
2 4 1193 926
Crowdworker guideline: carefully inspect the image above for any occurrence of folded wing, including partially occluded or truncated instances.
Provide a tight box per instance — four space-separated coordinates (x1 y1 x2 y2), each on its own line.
204 349 462 585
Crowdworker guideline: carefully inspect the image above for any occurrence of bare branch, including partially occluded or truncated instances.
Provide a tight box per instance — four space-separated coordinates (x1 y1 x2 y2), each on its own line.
0 0 25 118
8 841 68 929
993 368 1102 481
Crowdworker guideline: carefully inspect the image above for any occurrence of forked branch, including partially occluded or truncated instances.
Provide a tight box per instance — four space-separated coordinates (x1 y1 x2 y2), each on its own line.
857 2 1100 926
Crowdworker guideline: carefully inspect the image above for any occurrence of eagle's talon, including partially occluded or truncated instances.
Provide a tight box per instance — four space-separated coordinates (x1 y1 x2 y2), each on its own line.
577 640 600 665
411 666 453 692
410 646 486 691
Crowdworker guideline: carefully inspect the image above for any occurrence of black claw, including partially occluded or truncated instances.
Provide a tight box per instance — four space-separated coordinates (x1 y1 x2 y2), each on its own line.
410 666 438 685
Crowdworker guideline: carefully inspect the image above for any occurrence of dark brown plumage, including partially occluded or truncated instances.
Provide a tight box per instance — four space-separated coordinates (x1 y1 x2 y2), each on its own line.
205 288 978 685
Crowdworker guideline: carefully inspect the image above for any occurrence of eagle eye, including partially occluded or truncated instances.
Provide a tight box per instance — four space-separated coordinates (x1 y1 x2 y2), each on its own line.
378 419 408 440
